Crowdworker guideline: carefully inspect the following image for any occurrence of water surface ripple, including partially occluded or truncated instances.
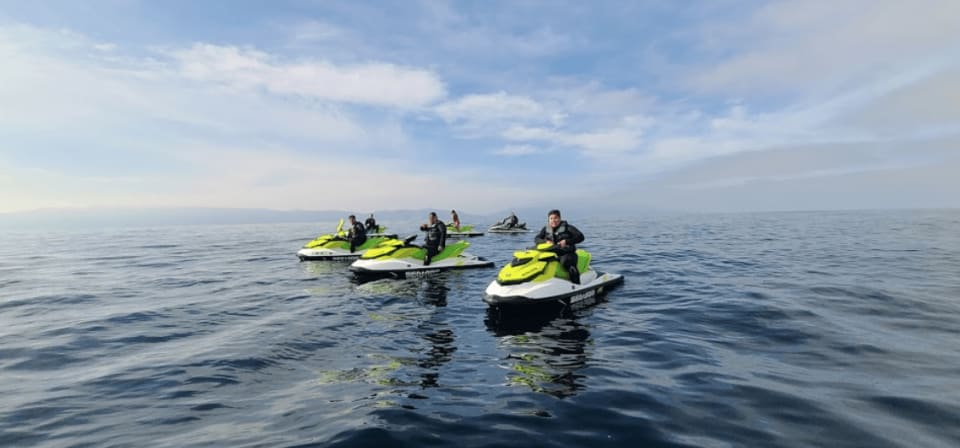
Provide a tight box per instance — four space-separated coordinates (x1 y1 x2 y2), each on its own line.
1 210 959 447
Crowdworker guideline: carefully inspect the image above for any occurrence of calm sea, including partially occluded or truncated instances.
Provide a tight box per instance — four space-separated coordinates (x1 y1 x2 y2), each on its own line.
1 210 959 447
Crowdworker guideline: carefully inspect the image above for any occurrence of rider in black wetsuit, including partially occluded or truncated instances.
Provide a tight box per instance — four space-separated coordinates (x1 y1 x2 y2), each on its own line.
419 212 447 266
347 215 367 252
534 209 584 284
364 214 377 233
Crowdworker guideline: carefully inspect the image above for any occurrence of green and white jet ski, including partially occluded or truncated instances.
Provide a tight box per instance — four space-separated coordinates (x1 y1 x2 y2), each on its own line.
366 225 396 238
350 235 494 277
445 224 484 238
484 243 623 306
297 220 397 261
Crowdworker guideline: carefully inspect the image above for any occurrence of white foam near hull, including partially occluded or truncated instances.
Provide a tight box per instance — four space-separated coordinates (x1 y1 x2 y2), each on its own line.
484 270 624 306
350 253 494 275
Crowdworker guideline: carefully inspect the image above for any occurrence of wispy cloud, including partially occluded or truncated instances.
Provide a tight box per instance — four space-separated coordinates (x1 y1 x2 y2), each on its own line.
435 92 556 128
690 0 960 97
170 43 446 108
491 144 544 156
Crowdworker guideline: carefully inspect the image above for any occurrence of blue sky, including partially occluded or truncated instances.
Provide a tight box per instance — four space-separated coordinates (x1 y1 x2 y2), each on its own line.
1 0 958 214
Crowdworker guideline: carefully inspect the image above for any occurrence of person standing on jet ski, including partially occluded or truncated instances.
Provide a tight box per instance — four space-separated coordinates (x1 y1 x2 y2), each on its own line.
535 209 584 284
364 214 377 233
450 210 461 232
419 212 447 266
347 215 367 253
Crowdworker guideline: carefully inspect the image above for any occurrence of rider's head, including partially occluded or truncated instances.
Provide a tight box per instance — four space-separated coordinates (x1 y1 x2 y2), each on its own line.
547 209 561 228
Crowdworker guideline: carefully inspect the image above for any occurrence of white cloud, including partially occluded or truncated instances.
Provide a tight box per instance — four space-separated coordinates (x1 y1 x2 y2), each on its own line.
435 92 551 125
501 124 642 156
491 144 543 156
0 38 366 145
170 43 446 108
691 0 960 96
562 128 641 154
436 86 649 157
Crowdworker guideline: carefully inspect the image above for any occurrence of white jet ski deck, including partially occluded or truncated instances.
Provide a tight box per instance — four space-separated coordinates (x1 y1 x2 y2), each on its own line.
484 244 623 307
350 236 494 277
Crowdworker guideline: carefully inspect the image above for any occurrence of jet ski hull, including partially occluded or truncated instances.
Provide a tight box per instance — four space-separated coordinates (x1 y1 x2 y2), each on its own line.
297 247 364 261
350 254 494 276
298 234 398 261
487 228 530 233
448 231 485 238
484 271 624 306
488 221 529 233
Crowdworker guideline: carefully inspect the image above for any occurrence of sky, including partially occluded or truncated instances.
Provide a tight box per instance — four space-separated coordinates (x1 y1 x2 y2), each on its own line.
1 0 958 215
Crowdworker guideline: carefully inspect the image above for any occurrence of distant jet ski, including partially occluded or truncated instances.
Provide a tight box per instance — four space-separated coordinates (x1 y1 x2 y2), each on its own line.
488 213 529 233
488 221 529 233
350 235 494 277
444 224 484 238
484 243 623 306
297 220 397 261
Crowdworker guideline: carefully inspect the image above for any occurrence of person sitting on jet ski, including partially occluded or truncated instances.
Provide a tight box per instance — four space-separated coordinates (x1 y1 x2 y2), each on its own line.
450 209 461 232
534 209 585 284
419 211 447 265
347 214 367 252
497 211 519 228
364 214 377 233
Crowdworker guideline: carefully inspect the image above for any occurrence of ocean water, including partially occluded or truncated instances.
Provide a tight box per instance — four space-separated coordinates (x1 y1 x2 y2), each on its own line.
1 210 959 447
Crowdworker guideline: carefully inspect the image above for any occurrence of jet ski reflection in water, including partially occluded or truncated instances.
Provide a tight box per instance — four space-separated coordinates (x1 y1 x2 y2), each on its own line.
485 209 623 307
485 308 591 398
488 211 529 233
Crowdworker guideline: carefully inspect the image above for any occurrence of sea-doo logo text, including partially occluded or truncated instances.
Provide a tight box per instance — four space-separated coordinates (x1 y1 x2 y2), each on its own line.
569 289 596 303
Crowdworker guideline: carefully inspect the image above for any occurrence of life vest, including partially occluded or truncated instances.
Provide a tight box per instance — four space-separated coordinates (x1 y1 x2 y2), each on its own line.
545 221 569 242
425 221 446 246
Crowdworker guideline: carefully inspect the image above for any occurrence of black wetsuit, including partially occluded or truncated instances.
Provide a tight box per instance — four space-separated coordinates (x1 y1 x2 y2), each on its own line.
364 217 377 233
535 220 585 284
348 221 367 252
421 220 447 265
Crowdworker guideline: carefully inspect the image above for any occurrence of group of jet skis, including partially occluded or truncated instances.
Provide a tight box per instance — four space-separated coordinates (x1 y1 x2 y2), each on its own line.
296 212 623 308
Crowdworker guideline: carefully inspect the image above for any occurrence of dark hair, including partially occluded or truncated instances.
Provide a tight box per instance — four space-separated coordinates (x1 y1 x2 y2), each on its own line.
348 214 356 219
548 209 561 218
451 210 456 214
429 212 437 218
